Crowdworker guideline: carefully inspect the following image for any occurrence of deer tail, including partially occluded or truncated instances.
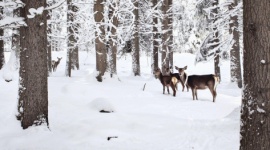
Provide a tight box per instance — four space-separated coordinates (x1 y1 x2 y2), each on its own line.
214 75 220 89
171 77 178 86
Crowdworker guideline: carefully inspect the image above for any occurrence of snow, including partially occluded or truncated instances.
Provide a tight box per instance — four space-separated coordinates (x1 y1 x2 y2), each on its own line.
27 7 45 18
0 51 241 150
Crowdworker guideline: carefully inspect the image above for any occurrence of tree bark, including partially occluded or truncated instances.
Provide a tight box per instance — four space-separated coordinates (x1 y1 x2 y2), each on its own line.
12 7 20 70
152 0 159 72
108 0 118 77
94 0 107 81
132 0 140 76
0 5 4 70
18 0 48 129
212 0 221 80
168 0 173 72
161 0 169 70
229 0 242 88
161 0 170 73
47 3 52 74
66 0 79 77
241 0 270 149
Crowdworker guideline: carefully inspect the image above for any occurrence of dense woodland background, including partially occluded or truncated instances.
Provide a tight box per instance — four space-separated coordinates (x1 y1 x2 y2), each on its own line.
0 0 269 149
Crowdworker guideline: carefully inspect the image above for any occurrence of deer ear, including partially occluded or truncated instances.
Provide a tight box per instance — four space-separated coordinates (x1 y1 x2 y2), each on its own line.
175 66 179 70
184 66 187 70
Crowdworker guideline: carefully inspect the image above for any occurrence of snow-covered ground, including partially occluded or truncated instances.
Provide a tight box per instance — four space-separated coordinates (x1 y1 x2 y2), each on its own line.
0 51 241 150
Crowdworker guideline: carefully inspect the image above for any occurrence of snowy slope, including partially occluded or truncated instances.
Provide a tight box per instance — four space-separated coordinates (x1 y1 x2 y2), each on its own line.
0 51 241 150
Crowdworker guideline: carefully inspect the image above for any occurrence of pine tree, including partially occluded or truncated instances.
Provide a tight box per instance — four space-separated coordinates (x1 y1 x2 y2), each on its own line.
229 0 242 88
241 0 270 149
66 0 79 77
0 5 4 70
94 0 107 81
132 0 140 76
18 0 49 129
161 0 170 72
152 0 159 71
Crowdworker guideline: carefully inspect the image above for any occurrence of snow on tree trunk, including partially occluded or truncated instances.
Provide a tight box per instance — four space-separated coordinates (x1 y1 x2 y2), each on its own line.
241 0 270 149
66 0 79 77
168 0 173 72
0 6 4 70
95 0 107 82
152 0 159 72
18 0 49 129
107 0 118 77
212 0 221 81
11 6 20 70
161 0 170 73
2 50 17 82
229 0 242 88
47 4 52 74
132 0 140 76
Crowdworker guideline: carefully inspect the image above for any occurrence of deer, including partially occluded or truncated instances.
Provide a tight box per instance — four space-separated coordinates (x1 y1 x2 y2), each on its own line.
154 67 178 97
52 57 62 72
166 66 189 92
175 66 219 102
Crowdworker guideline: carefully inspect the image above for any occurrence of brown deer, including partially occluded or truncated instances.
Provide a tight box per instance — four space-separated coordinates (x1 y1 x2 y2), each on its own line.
154 67 178 97
167 66 189 92
175 66 219 102
52 57 62 72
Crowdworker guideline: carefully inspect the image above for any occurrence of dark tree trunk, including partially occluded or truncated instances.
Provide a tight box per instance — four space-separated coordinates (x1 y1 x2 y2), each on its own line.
108 0 118 77
168 0 173 72
47 4 52 74
66 0 79 77
12 7 20 70
0 28 4 69
94 0 107 81
161 0 170 73
212 0 221 81
152 0 159 71
240 0 270 149
18 0 48 129
229 0 242 88
132 0 140 76
0 5 4 70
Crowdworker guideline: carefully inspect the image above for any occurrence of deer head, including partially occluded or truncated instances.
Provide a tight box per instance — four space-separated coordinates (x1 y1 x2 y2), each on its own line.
175 66 187 76
154 68 161 79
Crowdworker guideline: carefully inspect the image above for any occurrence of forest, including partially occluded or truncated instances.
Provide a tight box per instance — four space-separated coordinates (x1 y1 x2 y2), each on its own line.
0 0 269 149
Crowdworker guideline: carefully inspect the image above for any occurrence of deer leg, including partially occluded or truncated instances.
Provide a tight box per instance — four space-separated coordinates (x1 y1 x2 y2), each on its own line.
171 83 176 97
209 87 217 102
195 88 198 100
167 85 170 94
163 85 165 94
191 88 195 100
213 90 217 102
180 80 185 92
186 85 189 92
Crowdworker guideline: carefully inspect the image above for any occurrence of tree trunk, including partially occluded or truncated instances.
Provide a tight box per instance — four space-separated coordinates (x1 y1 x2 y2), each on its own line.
229 0 242 88
18 0 48 129
168 0 173 72
240 0 270 149
47 4 52 74
12 7 20 70
152 0 159 72
161 0 170 73
94 0 107 81
108 0 118 77
132 0 140 76
0 5 4 70
212 0 221 80
66 0 79 77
